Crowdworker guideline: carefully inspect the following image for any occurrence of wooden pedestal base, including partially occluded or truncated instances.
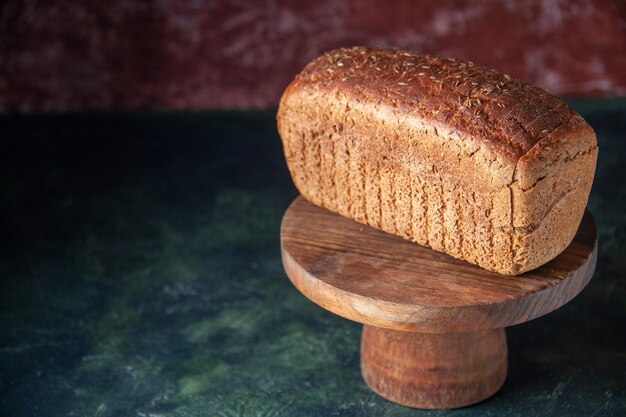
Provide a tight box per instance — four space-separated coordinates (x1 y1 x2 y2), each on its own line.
361 326 507 409
280 197 597 409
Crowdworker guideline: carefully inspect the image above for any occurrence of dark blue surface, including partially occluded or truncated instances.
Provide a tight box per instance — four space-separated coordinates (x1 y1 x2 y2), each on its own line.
1 101 625 416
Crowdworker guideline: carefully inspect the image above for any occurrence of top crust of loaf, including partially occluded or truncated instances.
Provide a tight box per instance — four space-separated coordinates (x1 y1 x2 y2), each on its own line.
285 46 586 166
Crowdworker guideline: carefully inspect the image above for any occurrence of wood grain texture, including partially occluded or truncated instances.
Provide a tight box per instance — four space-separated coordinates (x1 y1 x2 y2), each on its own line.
281 196 597 333
361 325 507 409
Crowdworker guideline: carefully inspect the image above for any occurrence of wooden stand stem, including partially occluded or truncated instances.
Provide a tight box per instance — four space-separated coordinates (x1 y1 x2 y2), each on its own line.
361 326 508 409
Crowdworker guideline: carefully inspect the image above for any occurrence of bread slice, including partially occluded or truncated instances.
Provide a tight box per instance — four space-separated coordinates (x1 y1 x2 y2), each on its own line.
277 47 597 275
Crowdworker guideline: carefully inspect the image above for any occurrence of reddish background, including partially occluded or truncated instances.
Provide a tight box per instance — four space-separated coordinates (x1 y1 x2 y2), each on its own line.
1 0 625 113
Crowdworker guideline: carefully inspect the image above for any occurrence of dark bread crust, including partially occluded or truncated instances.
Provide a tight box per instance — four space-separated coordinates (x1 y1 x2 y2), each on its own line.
277 47 597 275
292 46 580 163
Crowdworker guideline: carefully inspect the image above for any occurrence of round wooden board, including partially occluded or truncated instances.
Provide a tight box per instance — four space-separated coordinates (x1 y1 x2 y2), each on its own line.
281 197 597 333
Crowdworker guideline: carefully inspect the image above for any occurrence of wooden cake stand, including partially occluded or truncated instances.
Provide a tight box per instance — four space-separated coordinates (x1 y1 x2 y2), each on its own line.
280 197 597 409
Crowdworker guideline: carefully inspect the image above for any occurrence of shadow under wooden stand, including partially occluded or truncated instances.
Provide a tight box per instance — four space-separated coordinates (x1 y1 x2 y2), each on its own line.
280 197 597 409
